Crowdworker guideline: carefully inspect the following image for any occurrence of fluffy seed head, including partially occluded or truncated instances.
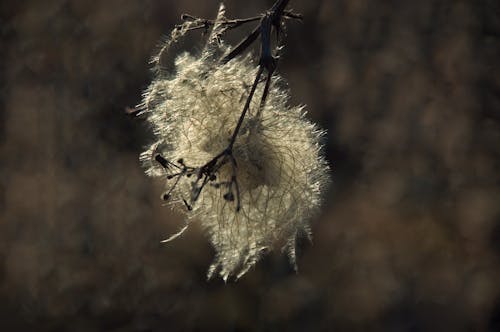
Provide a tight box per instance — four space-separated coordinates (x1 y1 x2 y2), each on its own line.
140 5 329 280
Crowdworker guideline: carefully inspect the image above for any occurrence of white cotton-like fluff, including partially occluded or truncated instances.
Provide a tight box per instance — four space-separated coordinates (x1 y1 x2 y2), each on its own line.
140 4 329 280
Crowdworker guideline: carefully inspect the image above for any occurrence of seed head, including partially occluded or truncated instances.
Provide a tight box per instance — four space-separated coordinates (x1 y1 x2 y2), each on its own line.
139 4 329 280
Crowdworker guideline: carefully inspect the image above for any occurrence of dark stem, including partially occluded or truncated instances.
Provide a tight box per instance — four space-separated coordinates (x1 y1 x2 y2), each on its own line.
221 25 261 64
257 70 274 117
182 14 262 27
228 66 264 149
271 0 291 15
229 154 241 211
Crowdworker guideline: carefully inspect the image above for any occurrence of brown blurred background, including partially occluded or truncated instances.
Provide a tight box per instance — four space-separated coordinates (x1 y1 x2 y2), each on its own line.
1 0 499 331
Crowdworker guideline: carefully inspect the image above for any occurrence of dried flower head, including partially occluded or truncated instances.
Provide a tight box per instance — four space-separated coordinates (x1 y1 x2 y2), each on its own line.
139 2 329 280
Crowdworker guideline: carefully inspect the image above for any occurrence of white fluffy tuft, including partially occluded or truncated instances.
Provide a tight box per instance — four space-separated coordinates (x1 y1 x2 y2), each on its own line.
140 4 329 280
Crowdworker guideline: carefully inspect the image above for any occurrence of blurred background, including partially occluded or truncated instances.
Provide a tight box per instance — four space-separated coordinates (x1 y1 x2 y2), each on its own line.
1 0 499 331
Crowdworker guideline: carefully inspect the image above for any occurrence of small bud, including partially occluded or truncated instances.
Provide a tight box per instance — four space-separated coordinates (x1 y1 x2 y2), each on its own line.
155 154 168 168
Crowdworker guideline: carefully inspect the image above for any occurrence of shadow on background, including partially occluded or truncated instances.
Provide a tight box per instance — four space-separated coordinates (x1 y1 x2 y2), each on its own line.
1 0 499 331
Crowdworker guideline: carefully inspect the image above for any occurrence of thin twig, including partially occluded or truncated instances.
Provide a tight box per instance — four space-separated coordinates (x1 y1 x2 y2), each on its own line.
221 25 261 64
229 65 264 149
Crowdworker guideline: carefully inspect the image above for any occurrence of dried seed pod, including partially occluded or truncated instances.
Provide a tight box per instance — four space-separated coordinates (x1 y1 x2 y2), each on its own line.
139 3 329 280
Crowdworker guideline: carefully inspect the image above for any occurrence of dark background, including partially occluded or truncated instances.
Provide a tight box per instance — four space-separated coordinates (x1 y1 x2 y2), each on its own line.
1 0 499 331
